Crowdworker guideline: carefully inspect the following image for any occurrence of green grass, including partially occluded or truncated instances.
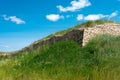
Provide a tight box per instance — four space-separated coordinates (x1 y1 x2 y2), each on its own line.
75 20 114 28
0 34 120 80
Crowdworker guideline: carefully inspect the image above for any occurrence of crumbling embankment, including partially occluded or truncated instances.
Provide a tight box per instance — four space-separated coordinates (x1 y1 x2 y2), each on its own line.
2 23 120 57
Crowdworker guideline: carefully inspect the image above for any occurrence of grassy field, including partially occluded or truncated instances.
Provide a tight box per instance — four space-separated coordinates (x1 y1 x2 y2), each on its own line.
0 34 120 80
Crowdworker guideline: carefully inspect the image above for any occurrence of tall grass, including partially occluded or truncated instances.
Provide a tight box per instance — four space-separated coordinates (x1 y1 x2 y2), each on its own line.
0 34 120 80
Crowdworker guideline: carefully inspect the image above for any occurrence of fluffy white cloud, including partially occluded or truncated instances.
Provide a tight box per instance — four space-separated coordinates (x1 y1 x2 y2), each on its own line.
77 14 108 21
77 14 84 20
108 11 118 19
84 14 107 20
77 11 118 21
46 14 64 22
57 0 91 12
2 15 26 24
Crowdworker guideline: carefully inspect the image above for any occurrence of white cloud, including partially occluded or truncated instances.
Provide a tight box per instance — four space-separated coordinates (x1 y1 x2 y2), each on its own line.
2 15 9 20
108 11 118 19
77 11 118 21
46 14 64 22
77 14 84 20
57 0 91 12
2 15 26 24
84 14 107 21
77 14 108 21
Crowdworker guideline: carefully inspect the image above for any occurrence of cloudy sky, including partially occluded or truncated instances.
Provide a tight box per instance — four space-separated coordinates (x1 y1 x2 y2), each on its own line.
0 0 120 52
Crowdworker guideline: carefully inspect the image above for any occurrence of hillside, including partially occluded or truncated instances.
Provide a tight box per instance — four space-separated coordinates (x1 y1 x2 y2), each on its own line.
0 20 120 80
0 20 120 56
0 34 120 80
9 20 120 56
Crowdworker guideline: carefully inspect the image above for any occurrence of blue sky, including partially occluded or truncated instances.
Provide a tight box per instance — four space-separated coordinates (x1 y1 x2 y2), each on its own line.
0 0 120 52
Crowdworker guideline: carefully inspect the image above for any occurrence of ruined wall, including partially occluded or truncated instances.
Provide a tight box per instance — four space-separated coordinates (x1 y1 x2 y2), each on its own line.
10 23 120 57
31 29 84 49
82 23 120 46
17 29 84 53
20 23 120 52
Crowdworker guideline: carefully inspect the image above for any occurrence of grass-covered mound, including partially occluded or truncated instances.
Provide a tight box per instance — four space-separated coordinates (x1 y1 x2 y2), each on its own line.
0 34 120 80
35 20 115 43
